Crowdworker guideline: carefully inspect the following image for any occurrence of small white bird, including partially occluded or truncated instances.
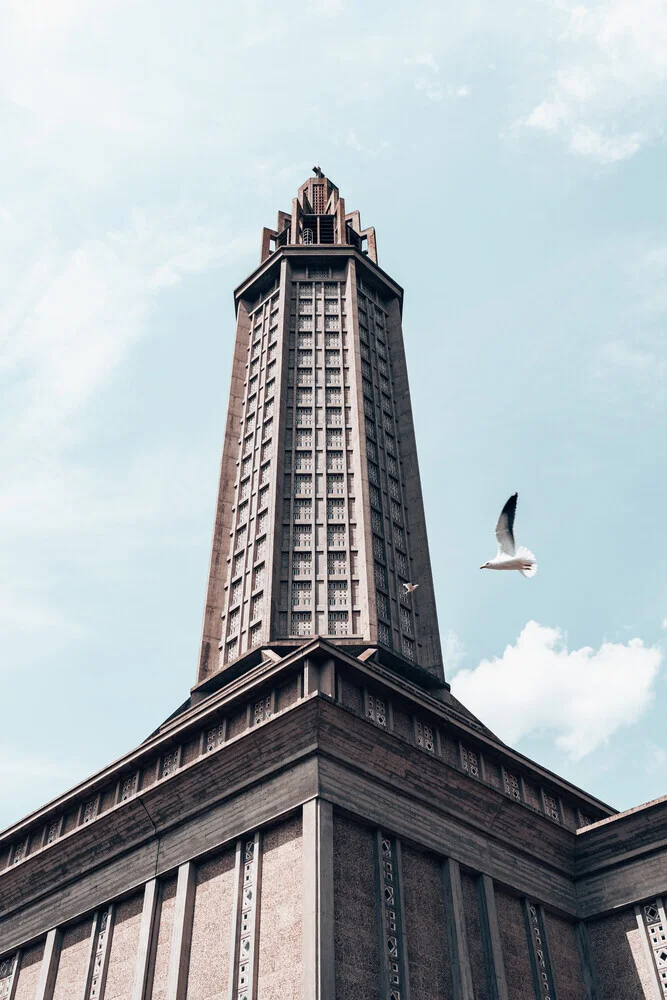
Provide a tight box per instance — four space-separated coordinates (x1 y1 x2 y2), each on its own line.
403 582 419 593
480 493 537 577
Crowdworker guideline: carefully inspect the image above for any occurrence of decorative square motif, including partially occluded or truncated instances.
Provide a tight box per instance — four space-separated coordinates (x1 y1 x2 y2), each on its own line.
161 752 178 779
504 770 521 800
461 746 480 778
82 798 98 823
543 793 560 823
121 774 139 801
416 722 434 752
206 725 225 753
44 819 60 845
366 694 387 728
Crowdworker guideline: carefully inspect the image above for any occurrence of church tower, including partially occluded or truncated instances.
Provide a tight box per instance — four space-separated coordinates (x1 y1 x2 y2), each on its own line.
198 169 443 688
4 172 667 1000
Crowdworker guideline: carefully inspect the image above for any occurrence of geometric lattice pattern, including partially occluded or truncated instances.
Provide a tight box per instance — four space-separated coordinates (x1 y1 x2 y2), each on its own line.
359 277 414 658
87 907 113 1000
223 287 279 664
366 692 387 728
504 769 521 800
378 834 405 1000
642 899 667 995
236 837 260 1000
278 276 360 640
0 955 17 1000
526 901 555 1000
415 720 434 752
461 745 480 779
542 792 560 824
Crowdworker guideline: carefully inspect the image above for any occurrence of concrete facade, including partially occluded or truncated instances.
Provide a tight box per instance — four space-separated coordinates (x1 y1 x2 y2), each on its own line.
2 173 667 999
198 172 442 685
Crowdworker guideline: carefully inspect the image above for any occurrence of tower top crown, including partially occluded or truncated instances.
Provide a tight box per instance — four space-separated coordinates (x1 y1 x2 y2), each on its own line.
298 170 339 215
259 171 377 263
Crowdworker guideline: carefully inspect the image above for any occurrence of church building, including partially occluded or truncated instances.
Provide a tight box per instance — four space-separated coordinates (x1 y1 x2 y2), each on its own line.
2 172 667 1000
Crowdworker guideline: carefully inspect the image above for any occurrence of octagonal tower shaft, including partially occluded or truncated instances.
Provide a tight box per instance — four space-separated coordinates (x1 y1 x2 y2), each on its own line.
197 173 443 687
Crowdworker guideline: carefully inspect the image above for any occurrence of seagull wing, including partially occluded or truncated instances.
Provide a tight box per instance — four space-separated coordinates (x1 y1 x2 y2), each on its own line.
494 493 518 557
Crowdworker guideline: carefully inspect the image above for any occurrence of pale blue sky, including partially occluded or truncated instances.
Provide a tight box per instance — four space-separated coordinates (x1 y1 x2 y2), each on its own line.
2 0 667 828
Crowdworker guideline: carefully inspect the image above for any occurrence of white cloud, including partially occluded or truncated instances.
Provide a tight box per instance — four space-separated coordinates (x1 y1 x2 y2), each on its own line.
0 214 250 655
646 742 667 774
569 125 643 163
596 340 657 375
0 215 248 454
451 620 662 759
415 77 445 101
520 0 667 160
0 749 67 782
593 244 667 390
306 0 345 14
404 51 469 103
0 748 75 823
344 130 390 157
442 629 465 673
404 53 440 73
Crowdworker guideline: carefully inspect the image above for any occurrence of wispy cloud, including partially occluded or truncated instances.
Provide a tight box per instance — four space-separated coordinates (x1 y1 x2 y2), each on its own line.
442 629 465 673
596 340 659 375
520 0 667 161
343 130 391 157
594 244 667 387
451 621 662 759
0 214 251 652
645 742 667 775
0 215 249 453
404 53 469 102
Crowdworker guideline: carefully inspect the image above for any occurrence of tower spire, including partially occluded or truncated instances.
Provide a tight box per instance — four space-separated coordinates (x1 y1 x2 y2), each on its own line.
198 177 442 689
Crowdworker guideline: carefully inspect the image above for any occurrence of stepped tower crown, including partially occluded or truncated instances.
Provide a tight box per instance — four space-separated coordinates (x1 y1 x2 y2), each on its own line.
198 173 443 690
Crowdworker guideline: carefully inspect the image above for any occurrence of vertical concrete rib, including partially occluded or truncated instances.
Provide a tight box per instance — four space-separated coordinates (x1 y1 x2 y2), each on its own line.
228 832 262 1000
477 874 508 1000
83 905 114 1000
227 841 243 1000
575 921 600 1000
302 799 335 1000
132 879 159 1000
393 839 411 1000
34 928 61 1000
441 858 474 1000
165 862 196 1000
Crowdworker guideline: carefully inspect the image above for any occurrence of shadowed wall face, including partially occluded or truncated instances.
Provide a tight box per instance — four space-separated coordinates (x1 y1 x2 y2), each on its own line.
333 813 381 1000
495 887 535 1000
461 870 490 999
588 910 658 999
543 913 588 1000
401 844 454 1000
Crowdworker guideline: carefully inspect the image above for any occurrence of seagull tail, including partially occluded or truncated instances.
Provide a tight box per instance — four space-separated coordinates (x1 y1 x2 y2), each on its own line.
517 547 538 578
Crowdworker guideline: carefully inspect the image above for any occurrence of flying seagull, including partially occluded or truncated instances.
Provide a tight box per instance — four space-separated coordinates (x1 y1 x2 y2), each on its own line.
403 582 419 593
480 493 537 577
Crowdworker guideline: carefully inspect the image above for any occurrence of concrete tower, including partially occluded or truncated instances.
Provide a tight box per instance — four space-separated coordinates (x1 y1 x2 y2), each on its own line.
199 169 442 688
4 173 667 1000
